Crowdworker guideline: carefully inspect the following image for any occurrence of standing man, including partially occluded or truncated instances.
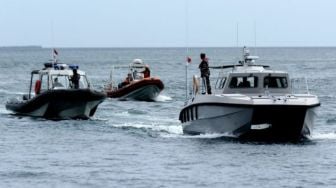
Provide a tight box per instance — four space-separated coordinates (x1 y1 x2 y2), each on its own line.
199 53 212 94
70 69 80 89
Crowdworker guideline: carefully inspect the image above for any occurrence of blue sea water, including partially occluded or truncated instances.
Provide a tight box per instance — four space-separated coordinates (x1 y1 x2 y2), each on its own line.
0 47 336 187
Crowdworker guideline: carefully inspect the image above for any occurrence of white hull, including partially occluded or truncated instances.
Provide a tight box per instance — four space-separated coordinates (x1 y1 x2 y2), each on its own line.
182 106 253 136
179 94 320 141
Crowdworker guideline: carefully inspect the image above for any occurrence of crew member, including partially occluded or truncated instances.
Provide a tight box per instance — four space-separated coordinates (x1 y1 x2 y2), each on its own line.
199 53 212 94
70 69 80 89
53 77 64 88
119 73 133 88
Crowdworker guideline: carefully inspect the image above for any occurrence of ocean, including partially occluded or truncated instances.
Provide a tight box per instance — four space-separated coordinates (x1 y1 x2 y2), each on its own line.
0 47 336 187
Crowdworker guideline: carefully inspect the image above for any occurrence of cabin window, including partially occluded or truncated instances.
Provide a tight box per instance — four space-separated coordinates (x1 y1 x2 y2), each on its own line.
264 76 288 88
40 74 49 91
189 108 193 121
229 76 258 88
51 75 69 89
195 106 198 120
215 77 226 89
192 106 198 120
186 109 190 122
79 75 89 88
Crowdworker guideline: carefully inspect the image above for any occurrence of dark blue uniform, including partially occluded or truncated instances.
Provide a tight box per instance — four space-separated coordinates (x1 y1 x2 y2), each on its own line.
199 58 212 94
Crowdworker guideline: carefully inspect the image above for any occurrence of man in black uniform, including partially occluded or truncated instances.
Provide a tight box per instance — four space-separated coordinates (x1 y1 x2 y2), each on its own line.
199 53 212 94
70 69 80 89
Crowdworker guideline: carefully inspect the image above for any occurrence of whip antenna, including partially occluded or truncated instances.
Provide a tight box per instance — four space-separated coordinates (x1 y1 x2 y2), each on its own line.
185 0 190 100
236 22 239 47
254 21 257 54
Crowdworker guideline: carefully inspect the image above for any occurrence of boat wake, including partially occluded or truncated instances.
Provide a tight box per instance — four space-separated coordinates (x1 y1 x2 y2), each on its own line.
311 132 336 140
160 132 236 139
110 121 238 139
154 94 172 102
111 121 183 135
0 107 10 115
0 89 26 96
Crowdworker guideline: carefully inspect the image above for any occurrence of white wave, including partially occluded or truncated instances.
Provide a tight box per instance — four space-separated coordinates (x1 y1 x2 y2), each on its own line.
311 132 336 140
112 121 183 135
154 94 172 102
161 132 236 139
0 89 26 95
0 107 10 114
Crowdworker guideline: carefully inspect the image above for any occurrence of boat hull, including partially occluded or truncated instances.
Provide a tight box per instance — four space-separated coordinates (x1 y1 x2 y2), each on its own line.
106 78 164 101
6 89 106 119
180 104 319 141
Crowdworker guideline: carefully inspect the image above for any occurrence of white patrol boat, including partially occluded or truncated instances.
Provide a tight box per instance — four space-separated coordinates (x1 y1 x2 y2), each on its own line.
6 60 106 119
179 47 320 141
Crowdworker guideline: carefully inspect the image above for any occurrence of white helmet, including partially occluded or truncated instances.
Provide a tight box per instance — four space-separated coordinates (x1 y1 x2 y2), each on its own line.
132 59 143 64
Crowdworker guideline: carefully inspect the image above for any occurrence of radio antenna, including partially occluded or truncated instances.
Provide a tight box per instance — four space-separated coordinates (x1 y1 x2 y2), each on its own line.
185 0 190 100
254 21 257 54
236 22 239 47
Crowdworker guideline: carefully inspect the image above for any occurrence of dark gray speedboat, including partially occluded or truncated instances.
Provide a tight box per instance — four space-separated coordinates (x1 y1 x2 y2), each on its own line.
6 62 106 119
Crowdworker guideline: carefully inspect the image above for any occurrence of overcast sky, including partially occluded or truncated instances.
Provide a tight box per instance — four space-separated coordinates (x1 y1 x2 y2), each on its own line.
0 0 335 47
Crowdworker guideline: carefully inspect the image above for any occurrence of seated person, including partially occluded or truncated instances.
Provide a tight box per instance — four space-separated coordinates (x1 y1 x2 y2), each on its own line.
238 77 251 88
229 77 238 88
133 70 144 80
118 73 133 88
53 77 64 88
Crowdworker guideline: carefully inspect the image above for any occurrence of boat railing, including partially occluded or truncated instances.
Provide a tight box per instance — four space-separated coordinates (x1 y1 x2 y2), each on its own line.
190 74 225 97
290 77 310 94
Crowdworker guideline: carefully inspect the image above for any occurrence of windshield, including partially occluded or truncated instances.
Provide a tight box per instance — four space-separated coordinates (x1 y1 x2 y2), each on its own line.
264 76 288 88
51 74 89 89
229 76 258 88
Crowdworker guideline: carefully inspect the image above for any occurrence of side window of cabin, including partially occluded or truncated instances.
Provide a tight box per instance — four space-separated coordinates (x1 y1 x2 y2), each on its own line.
79 75 89 88
229 76 258 88
264 76 288 88
215 77 226 89
40 74 49 90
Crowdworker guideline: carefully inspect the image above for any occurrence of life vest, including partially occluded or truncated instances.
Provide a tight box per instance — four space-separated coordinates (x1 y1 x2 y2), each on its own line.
34 80 41 95
143 69 150 78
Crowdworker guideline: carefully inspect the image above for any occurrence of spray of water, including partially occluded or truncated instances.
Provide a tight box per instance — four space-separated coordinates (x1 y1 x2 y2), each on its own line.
154 94 173 102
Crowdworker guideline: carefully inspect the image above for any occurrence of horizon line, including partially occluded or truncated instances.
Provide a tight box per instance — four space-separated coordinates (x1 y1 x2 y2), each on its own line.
2 45 336 49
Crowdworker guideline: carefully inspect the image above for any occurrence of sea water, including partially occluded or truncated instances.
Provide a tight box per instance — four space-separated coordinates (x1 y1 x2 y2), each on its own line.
0 47 336 187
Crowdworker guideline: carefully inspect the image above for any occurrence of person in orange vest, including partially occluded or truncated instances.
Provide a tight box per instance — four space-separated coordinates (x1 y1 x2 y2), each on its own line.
142 65 151 78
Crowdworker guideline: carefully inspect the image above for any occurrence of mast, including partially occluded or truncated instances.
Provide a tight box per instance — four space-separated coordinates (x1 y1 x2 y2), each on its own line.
50 20 56 64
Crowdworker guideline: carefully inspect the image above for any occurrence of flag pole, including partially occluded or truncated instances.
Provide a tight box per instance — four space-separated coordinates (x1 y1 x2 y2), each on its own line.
51 20 56 64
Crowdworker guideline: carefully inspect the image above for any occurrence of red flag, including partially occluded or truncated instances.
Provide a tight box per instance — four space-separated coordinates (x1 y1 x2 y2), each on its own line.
187 56 192 63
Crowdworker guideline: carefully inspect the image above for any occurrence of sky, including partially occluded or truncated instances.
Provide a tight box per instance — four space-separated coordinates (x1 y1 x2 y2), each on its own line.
0 0 335 47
